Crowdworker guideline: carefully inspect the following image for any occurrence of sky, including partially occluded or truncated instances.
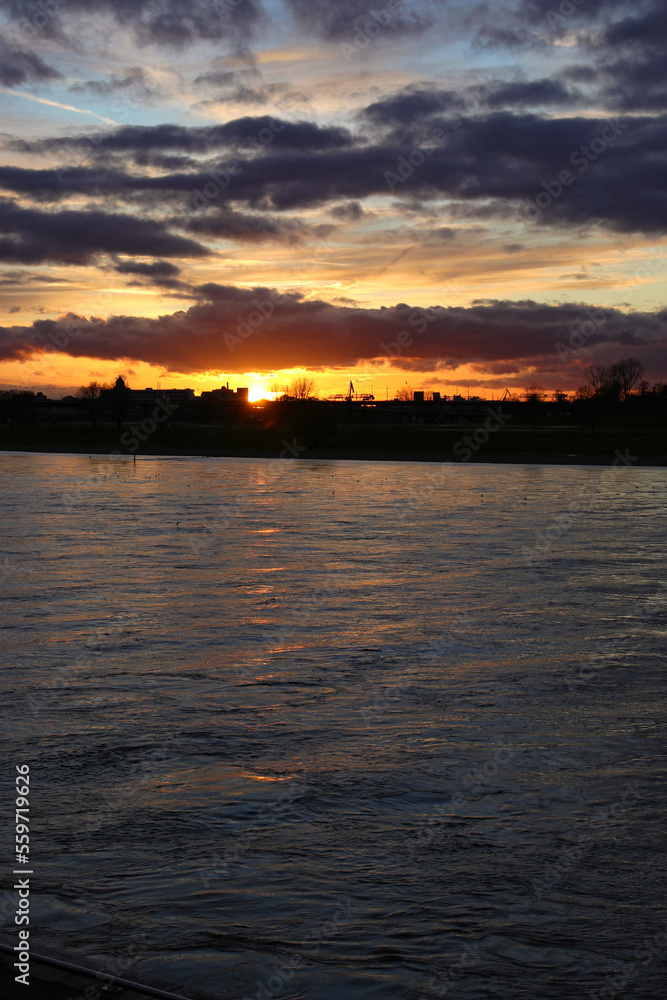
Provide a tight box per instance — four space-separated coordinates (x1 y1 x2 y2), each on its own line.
0 0 666 400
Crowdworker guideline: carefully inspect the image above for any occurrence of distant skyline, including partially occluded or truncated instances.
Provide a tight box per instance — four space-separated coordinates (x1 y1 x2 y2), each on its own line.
0 0 666 398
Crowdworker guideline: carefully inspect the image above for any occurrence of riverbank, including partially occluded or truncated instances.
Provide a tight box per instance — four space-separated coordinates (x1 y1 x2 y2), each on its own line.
1 422 666 466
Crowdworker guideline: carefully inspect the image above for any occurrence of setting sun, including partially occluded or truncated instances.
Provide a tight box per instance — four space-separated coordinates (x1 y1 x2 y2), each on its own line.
247 384 269 403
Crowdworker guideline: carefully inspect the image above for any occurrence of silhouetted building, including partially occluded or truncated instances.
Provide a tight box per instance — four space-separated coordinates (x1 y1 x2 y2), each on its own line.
99 379 195 422
200 384 249 403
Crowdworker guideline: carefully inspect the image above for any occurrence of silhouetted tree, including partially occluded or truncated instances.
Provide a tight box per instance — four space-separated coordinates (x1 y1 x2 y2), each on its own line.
583 364 609 395
522 384 546 403
610 357 645 400
289 376 317 400
584 358 645 401
270 380 289 400
75 381 104 428
396 385 415 401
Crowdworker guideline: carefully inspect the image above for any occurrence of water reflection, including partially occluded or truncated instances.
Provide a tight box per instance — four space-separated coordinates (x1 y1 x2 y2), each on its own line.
1 454 665 999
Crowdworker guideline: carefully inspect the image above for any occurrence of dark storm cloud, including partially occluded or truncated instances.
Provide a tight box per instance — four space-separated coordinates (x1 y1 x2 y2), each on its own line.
590 4 667 112
12 117 354 158
283 0 433 41
0 199 209 265
0 165 161 202
0 33 60 86
471 0 633 47
3 108 666 235
472 0 667 112
114 260 181 278
331 201 365 221
484 78 577 108
364 88 460 127
113 258 187 290
0 288 664 379
181 208 327 243
0 0 265 50
364 79 578 126
510 0 631 25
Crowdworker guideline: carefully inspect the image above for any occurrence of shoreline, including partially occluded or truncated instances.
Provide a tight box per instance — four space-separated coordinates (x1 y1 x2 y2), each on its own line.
1 444 665 467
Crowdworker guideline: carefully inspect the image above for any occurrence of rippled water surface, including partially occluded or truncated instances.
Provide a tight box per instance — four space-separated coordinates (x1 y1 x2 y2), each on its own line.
1 452 666 999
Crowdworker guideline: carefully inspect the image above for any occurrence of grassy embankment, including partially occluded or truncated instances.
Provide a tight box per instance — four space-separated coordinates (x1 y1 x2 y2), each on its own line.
1 416 665 465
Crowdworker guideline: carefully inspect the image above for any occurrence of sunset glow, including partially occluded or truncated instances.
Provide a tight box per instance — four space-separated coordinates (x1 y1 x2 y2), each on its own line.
0 1 665 397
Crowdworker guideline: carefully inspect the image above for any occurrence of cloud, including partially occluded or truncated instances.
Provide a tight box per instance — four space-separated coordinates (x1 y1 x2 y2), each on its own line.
331 201 365 221
69 67 158 99
363 87 460 127
191 66 306 108
283 0 434 41
591 3 667 112
12 116 354 159
471 0 633 49
0 0 266 52
483 78 578 108
181 208 325 243
114 259 181 278
193 69 243 88
0 199 209 265
363 79 579 128
471 1 667 113
0 33 61 87
113 258 187 289
0 269 69 286
1 286 665 385
4 108 667 235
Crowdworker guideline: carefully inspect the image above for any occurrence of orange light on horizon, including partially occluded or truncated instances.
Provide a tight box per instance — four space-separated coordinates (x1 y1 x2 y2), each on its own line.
247 383 270 402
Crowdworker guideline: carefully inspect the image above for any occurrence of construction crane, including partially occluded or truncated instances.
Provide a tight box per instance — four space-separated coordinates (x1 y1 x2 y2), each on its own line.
501 388 512 402
346 380 355 402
